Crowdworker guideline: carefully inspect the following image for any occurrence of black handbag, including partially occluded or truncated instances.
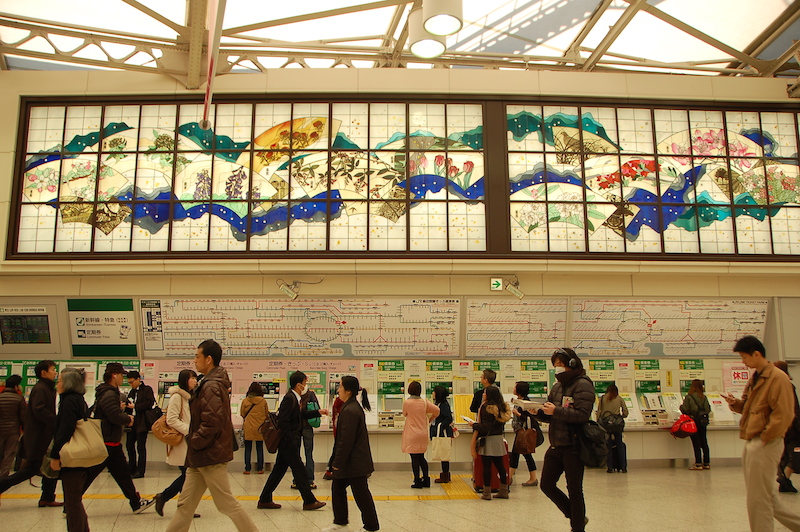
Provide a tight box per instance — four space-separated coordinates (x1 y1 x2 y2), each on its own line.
599 413 625 434
144 406 163 430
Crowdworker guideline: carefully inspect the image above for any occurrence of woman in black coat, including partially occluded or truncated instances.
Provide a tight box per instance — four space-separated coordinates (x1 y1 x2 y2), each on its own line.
50 368 91 532
322 376 379 532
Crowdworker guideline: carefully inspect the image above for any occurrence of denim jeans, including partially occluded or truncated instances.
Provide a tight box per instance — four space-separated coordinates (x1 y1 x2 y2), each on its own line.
301 425 315 482
244 440 264 472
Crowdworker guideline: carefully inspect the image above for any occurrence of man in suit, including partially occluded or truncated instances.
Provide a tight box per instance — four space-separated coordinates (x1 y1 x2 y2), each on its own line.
257 370 328 511
125 370 155 478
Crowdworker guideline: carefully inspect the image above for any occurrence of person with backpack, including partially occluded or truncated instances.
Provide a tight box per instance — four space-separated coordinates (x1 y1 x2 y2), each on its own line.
533 348 596 532
680 379 711 470
597 384 629 473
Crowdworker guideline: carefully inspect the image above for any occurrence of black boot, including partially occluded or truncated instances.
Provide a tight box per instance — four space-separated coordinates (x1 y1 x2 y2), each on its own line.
421 476 431 487
779 477 798 493
411 477 423 489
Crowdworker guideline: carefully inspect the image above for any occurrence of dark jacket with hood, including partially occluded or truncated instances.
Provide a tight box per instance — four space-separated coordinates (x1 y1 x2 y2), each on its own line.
93 382 132 443
330 396 374 479
186 366 234 468
536 369 596 447
23 377 56 461
0 387 26 438
127 382 156 434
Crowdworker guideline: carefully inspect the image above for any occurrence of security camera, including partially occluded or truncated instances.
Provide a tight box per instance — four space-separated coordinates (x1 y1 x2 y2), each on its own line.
505 281 525 300
278 282 299 300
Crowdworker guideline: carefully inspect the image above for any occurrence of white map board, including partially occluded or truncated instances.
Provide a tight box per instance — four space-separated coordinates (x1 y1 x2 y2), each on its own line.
140 298 460 358
571 298 768 356
465 298 568 356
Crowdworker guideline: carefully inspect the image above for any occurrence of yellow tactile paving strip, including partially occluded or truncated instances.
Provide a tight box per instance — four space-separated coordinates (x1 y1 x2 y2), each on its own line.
1 476 481 502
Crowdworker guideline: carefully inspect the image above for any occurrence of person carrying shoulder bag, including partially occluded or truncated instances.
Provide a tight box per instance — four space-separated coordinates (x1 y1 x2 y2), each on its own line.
680 379 711 470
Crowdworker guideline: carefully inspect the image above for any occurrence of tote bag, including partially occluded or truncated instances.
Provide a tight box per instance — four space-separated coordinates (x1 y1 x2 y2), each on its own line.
60 418 108 468
428 424 452 462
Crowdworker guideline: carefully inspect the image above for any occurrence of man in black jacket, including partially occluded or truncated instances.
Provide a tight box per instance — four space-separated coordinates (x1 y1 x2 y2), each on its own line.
125 370 155 478
0 374 26 479
258 370 328 511
470 368 498 413
82 363 153 514
0 360 62 507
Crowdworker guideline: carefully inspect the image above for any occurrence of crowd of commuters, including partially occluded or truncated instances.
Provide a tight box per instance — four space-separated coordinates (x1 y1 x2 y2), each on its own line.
3 336 800 532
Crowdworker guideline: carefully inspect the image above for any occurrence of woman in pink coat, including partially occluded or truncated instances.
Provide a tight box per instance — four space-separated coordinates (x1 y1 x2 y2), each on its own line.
401 381 440 488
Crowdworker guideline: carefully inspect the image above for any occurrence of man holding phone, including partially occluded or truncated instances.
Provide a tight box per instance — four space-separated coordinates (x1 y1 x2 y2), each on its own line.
725 335 800 531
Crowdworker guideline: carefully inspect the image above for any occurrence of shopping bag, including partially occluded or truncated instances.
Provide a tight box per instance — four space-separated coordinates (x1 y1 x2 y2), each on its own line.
429 425 452 462
60 418 108 468
670 414 698 438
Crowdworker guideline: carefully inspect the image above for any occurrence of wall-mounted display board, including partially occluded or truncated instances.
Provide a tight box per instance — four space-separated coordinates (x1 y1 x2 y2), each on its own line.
0 300 66 356
68 299 137 357
571 298 768 356
139 298 460 358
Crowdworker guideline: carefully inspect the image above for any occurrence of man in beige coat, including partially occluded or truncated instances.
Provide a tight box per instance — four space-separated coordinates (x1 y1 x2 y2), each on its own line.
725 335 800 532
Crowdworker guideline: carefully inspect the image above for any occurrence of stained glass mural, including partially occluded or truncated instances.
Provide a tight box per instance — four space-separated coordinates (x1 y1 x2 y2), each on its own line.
508 105 800 255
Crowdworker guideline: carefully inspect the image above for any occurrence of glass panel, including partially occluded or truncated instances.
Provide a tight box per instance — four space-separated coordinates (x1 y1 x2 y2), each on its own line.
176 157 212 201
27 106 65 153
368 150 405 199
772 207 800 254
103 105 140 159
698 206 734 254
726 111 764 157
446 104 483 151
331 200 367 251
93 202 132 252
735 206 772 254
658 156 693 202
210 202 247 251
17 204 56 253
177 103 214 151
409 103 446 141
696 158 731 203
370 102 406 150
449 202 485 251
663 217 699 253
509 153 545 195
765 162 800 205
289 201 327 250
409 201 447 251
64 106 102 154
623 212 662 253
688 110 726 159
215 103 253 145
290 151 329 200
255 165 287 201
759 112 796 158
252 103 293 175
60 156 98 202
333 103 369 149
212 159 250 201
130 203 169 252
171 202 210 251
369 201 407 250
139 104 177 151
507 105 545 152
55 204 94 252
580 107 618 155
588 203 625 252
543 106 579 160
21 160 60 204
510 201 548 252
330 151 369 199
250 201 288 251
547 204 586 252
135 152 174 196
654 109 688 153
617 108 653 154
734 165 766 205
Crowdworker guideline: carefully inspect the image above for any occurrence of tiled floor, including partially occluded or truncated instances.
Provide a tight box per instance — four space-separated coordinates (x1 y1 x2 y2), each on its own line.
1 465 799 531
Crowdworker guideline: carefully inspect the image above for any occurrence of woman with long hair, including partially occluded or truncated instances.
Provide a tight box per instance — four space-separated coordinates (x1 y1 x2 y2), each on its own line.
534 348 596 532
321 376 379 532
470 385 512 500
509 381 538 486
154 369 198 517
430 385 454 483
240 381 268 475
681 379 711 470
401 381 439 488
597 383 629 473
49 367 90 531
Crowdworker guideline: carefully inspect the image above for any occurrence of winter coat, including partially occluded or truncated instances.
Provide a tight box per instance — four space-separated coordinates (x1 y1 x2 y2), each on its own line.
186 366 234 468
127 383 156 434
728 362 796 444
597 395 629 420
50 391 88 460
331 396 374 479
401 397 439 454
680 392 710 424
241 395 268 441
430 400 453 439
536 371 596 447
23 377 56 461
165 385 191 467
472 403 512 437
93 382 132 444
0 388 26 438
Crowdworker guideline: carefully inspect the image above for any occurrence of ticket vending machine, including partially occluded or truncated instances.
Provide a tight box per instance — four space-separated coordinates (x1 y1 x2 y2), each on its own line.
256 381 281 411
377 381 405 428
157 372 180 408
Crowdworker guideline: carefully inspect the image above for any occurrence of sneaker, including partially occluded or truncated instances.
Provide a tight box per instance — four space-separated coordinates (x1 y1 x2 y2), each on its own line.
688 464 704 471
133 498 155 514
321 525 350 532
310 482 317 490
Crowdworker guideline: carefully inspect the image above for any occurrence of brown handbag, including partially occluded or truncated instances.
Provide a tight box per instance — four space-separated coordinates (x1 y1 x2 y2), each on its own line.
152 400 184 447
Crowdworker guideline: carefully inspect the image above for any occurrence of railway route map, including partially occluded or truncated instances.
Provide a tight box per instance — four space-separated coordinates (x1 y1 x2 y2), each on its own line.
140 298 460 358
570 298 768 356
465 298 569 356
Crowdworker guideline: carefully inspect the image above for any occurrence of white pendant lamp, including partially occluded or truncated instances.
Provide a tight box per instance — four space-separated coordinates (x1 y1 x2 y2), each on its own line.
409 7 446 59
423 0 463 36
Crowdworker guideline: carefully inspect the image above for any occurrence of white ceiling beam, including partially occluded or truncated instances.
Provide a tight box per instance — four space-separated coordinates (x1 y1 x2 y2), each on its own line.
185 0 207 89
563 0 613 61
0 13 178 44
727 0 800 73
761 39 800 77
582 0 645 72
223 0 410 36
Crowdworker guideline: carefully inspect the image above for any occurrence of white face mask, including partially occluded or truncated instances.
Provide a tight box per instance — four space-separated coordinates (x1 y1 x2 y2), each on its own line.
299 384 308 395
554 366 566 374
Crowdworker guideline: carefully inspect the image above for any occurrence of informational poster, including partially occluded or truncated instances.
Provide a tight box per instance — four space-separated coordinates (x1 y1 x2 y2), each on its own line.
620 393 643 423
660 392 684 420
426 360 453 395
0 360 12 379
707 392 738 424
68 299 136 357
594 380 615 395
723 362 751 395
680 359 705 392
520 359 548 397
377 360 405 382
588 359 615 381
634 359 660 380
140 299 164 351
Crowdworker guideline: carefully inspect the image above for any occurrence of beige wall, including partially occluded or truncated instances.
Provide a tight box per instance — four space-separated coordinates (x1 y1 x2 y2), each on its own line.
1 69 798 312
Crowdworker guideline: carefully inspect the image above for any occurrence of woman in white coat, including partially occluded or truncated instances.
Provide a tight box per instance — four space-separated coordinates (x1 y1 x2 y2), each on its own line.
154 369 197 517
